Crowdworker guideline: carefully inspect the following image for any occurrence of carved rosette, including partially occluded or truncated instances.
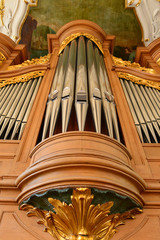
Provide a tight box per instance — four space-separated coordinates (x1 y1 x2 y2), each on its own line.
20 188 142 240
126 0 160 46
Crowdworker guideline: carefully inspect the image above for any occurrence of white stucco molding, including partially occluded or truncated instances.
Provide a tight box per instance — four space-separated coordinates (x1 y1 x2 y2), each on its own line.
0 0 38 43
126 0 160 46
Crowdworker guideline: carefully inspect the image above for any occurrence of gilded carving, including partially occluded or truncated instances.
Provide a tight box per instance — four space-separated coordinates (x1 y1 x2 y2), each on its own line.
7 54 50 70
59 33 104 55
0 0 5 26
0 54 50 88
136 0 141 7
157 58 160 65
126 0 141 7
117 72 160 90
113 56 160 90
20 188 142 240
0 70 45 88
0 51 6 64
113 56 155 74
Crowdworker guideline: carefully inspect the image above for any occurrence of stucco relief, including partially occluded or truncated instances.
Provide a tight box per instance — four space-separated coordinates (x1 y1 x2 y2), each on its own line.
126 0 160 46
0 0 38 43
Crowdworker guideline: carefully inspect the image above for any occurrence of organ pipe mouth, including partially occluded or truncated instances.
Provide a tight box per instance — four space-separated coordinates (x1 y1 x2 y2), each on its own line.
38 36 122 143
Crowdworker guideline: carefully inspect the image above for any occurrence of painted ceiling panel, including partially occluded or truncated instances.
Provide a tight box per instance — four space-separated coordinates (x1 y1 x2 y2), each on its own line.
22 0 142 59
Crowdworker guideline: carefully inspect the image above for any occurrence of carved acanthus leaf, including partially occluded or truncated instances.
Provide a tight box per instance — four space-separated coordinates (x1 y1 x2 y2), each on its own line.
20 188 142 240
7 54 51 70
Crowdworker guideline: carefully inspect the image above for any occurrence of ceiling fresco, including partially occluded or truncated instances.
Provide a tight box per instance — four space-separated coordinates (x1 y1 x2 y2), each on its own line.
20 0 142 60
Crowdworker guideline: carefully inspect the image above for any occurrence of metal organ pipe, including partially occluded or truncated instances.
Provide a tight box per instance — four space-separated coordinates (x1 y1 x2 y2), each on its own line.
0 77 42 140
121 79 160 143
61 40 77 133
75 36 88 131
40 36 121 143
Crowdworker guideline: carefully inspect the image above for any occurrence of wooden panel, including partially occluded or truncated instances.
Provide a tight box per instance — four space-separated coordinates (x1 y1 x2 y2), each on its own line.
0 205 53 240
142 144 160 161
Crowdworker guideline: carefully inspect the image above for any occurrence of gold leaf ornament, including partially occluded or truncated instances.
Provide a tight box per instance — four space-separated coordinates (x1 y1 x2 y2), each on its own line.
20 188 142 240
59 33 104 55
113 56 160 90
0 52 6 64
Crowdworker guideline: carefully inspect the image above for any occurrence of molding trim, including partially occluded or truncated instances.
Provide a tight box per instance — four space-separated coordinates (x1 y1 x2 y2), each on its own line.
48 20 115 54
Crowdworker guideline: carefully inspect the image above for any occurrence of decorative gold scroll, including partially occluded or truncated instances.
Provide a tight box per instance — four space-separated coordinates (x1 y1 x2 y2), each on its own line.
117 72 160 90
0 54 50 88
0 0 5 26
20 188 142 240
113 56 155 74
157 58 160 66
0 52 6 64
113 56 160 90
7 54 51 70
0 70 45 88
136 0 141 7
59 32 104 55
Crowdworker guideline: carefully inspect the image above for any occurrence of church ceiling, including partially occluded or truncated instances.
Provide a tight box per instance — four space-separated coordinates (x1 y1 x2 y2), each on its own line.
20 0 142 60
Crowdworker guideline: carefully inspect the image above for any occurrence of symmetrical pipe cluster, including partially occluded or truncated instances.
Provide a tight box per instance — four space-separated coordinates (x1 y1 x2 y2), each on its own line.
121 79 160 143
0 77 42 140
41 36 121 142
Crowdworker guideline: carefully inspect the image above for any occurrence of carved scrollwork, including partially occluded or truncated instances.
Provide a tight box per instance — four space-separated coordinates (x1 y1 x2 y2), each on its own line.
113 56 160 90
126 0 141 7
59 32 104 55
0 51 6 64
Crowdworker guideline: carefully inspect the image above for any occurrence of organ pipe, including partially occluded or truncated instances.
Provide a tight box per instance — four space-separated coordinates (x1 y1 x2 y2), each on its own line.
40 36 121 142
121 79 160 143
